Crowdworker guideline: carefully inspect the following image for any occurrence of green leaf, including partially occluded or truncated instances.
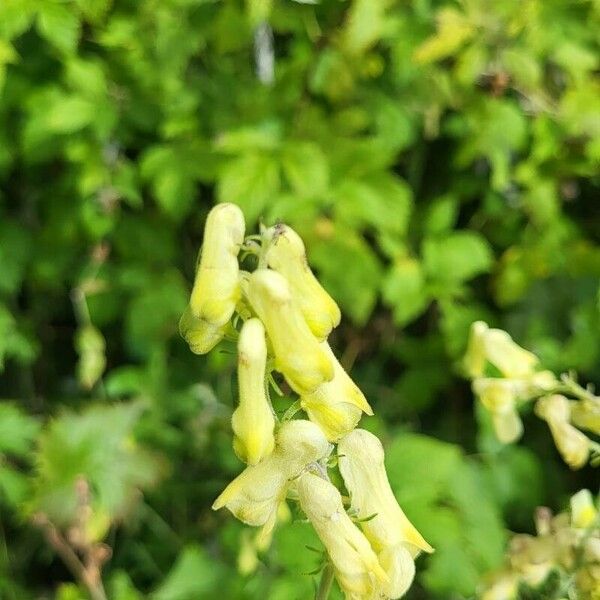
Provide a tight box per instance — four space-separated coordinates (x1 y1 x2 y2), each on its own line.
334 173 412 236
423 231 493 285
381 258 429 325
152 545 221 600
217 154 280 224
343 0 391 54
37 3 80 54
281 142 329 198
47 96 95 133
0 403 40 455
309 230 383 325
140 145 196 219
30 401 161 527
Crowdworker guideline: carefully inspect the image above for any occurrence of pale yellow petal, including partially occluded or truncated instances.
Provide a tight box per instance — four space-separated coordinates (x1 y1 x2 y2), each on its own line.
264 224 341 339
246 269 333 394
232 318 275 465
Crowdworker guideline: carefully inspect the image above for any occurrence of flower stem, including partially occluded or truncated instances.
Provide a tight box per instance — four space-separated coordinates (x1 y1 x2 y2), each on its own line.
315 563 334 600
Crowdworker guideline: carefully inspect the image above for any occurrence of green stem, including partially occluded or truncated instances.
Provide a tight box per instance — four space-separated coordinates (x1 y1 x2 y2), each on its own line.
315 563 334 600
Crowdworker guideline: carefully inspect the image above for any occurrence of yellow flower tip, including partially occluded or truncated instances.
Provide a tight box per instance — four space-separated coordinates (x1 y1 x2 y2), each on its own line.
482 328 539 379
378 544 416 599
535 395 591 469
264 224 341 340
231 318 275 465
301 400 362 442
464 320 489 378
246 269 334 394
570 489 598 529
300 343 373 440
338 429 433 559
472 378 524 444
189 203 245 327
296 472 388 596
179 305 225 355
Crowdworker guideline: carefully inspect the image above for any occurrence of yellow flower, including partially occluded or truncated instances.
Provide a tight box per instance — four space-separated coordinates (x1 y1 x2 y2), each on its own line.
464 320 489 378
212 420 330 531
570 489 598 529
264 224 341 339
301 342 373 441
179 305 228 355
377 544 417 599
231 318 275 465
535 395 591 469
181 203 245 354
338 429 433 557
295 471 388 598
465 321 539 379
245 269 334 394
472 378 524 443
570 401 600 436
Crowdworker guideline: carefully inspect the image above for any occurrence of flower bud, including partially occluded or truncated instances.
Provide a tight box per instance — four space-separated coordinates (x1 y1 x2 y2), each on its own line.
212 420 330 531
535 395 590 469
338 429 433 558
472 379 523 443
296 471 388 597
181 204 245 354
570 489 598 529
300 342 373 441
232 319 275 465
245 269 333 394
264 224 340 339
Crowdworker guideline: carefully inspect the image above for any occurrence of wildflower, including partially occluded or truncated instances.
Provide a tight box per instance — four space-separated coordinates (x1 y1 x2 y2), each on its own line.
570 489 598 529
231 318 275 465
264 224 341 339
535 395 591 469
472 378 524 443
465 321 539 379
570 401 600 436
295 471 388 598
181 203 245 354
245 269 333 394
337 429 433 557
338 429 432 598
212 420 330 531
300 342 373 441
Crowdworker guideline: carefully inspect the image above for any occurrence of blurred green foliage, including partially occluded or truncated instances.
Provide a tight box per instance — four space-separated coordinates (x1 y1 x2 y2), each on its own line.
0 0 598 598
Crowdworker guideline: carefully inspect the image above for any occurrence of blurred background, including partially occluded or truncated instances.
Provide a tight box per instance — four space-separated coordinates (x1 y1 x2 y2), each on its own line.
0 0 598 598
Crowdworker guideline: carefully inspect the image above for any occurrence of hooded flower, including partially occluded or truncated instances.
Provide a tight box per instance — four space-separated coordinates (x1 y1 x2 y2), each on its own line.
180 203 245 354
472 378 524 443
338 429 433 599
296 471 388 599
264 224 341 340
212 420 330 532
245 269 333 394
300 342 373 441
231 318 275 465
472 371 556 444
464 321 539 379
535 395 591 469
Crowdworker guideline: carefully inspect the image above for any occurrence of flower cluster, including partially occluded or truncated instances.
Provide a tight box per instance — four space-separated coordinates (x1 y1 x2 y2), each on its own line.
180 204 433 599
480 489 600 600
464 321 600 469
